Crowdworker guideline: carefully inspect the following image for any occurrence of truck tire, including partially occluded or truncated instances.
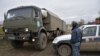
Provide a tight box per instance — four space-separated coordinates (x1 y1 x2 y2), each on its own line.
11 40 24 49
58 44 72 56
34 32 47 50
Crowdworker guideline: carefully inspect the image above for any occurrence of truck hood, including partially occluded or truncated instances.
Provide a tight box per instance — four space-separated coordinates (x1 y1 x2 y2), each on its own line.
52 34 71 44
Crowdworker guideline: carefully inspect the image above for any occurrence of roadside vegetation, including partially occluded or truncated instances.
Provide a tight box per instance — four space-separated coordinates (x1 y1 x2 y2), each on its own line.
0 26 4 38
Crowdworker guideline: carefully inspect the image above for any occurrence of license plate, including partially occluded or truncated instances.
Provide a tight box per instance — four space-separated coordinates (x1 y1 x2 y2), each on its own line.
8 37 15 40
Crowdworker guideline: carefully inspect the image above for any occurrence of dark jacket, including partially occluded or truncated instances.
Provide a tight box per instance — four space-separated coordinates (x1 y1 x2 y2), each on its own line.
71 22 82 44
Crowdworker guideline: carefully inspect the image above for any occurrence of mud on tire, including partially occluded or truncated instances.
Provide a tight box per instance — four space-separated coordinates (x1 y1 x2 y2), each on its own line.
34 32 47 50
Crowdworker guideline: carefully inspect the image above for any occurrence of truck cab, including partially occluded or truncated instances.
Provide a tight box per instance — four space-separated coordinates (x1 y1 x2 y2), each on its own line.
52 25 100 56
3 6 47 50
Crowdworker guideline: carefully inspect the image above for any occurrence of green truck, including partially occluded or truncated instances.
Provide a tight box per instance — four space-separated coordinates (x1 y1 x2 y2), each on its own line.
3 6 67 50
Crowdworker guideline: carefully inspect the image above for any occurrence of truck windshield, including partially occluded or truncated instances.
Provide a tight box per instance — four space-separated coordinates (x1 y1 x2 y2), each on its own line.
7 8 33 19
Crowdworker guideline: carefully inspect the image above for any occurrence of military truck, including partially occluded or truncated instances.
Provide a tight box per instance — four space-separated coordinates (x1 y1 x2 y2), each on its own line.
3 6 67 50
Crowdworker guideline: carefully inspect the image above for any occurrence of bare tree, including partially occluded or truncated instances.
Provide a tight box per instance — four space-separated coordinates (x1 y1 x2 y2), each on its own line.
95 17 100 24
78 19 85 26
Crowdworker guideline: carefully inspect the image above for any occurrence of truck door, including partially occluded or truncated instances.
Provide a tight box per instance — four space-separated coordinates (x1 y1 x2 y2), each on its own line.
80 26 97 51
34 10 43 30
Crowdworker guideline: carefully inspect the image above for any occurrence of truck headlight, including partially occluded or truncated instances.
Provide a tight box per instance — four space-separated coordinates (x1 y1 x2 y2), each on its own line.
5 29 7 32
25 28 29 32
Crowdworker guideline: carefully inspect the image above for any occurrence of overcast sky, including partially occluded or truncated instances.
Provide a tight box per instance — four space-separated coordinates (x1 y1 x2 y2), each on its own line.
0 0 100 24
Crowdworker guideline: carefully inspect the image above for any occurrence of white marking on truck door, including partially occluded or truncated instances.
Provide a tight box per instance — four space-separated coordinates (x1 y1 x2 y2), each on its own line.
37 21 40 27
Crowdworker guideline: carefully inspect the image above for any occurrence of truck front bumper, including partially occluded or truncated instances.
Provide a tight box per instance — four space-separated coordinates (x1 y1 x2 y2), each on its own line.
5 33 30 40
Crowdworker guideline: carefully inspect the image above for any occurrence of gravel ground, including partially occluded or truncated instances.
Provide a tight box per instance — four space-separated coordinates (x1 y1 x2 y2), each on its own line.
0 39 100 56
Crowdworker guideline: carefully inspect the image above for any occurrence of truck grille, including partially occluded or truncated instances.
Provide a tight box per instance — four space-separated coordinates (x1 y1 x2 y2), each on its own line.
6 32 30 40
6 28 25 33
13 32 20 36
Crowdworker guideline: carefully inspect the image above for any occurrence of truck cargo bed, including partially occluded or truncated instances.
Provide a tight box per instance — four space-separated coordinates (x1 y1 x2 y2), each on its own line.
43 10 66 32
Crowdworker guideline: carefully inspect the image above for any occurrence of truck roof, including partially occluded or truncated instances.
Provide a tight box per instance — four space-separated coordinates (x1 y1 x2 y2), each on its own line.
46 10 63 22
47 10 60 19
41 8 60 19
8 6 41 12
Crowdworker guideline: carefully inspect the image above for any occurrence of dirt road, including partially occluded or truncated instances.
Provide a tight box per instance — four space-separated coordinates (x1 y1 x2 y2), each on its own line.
0 39 100 56
0 39 57 56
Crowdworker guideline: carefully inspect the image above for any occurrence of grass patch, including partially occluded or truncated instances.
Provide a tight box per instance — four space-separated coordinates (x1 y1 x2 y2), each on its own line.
0 27 4 39
0 27 4 34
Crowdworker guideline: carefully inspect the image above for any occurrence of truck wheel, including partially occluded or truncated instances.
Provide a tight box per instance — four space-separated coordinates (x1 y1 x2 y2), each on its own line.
34 32 47 50
11 40 24 49
58 44 71 56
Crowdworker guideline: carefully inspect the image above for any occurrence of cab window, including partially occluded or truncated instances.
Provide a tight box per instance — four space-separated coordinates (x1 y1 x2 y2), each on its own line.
83 26 97 37
35 10 40 17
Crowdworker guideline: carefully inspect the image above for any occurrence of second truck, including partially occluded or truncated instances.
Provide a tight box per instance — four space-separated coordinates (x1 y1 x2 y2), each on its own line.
3 6 67 50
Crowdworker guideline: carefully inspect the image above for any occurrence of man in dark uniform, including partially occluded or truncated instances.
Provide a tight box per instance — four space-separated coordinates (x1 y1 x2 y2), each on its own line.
71 21 82 56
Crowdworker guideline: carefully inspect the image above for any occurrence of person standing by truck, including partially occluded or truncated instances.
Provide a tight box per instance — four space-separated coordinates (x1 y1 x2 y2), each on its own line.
71 21 82 56
56 28 61 36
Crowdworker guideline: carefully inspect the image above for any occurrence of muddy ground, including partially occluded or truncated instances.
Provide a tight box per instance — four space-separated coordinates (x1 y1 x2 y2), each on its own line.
0 39 100 56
